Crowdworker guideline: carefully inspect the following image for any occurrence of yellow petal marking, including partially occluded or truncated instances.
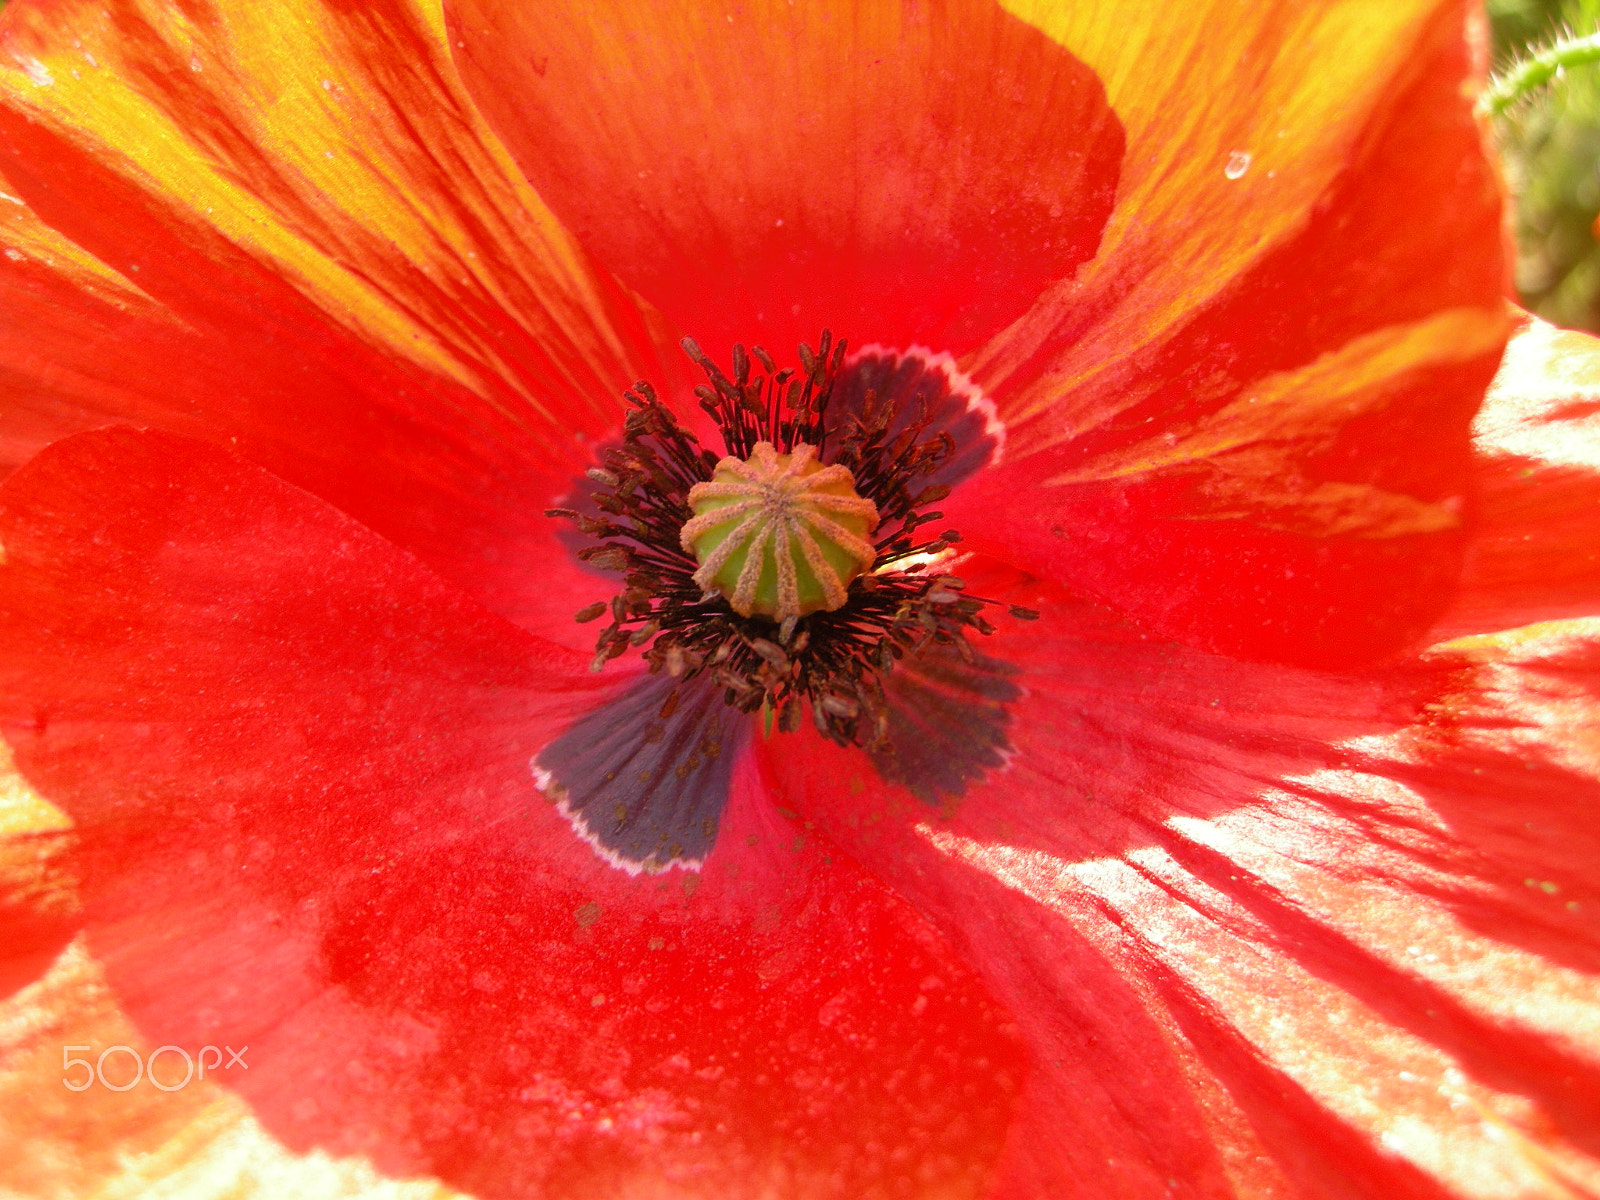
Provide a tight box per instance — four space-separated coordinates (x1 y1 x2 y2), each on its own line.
1042 307 1509 538
986 0 1503 456
0 0 648 438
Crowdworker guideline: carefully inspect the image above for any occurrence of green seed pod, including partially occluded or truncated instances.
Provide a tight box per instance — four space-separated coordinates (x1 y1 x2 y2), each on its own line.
680 441 878 620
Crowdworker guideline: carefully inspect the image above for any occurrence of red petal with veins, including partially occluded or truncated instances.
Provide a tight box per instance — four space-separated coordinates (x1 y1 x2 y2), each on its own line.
766 567 1600 1199
447 0 1507 667
0 0 681 641
0 1 1576 1196
947 0 1508 666
0 428 1025 1199
446 0 1124 360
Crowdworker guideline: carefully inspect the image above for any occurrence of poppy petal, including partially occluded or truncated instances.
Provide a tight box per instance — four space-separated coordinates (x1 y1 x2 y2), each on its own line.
0 427 1027 1198
445 0 1125 360
0 746 74 1000
534 672 751 873
947 0 1509 665
832 347 1005 493
766 577 1600 1198
983 0 1504 404
865 642 1021 804
1436 317 1600 639
0 0 676 638
951 308 1507 666
0 940 484 1199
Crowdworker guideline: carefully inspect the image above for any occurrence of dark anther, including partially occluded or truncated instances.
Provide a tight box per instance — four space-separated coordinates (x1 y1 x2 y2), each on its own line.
549 335 1033 750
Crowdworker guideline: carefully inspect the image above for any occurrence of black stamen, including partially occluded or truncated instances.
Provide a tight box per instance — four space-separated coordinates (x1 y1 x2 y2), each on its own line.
550 336 1030 750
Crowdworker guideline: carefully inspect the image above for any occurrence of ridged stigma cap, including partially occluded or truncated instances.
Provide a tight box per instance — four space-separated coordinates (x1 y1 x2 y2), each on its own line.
679 442 879 620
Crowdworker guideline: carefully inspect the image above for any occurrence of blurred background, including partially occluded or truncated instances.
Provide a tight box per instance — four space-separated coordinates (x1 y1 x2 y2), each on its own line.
1492 0 1600 328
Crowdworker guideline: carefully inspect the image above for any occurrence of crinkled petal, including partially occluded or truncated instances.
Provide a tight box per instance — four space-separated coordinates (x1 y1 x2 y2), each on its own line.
0 0 678 639
446 0 1125 360
766 571 1600 1199
0 429 1026 1199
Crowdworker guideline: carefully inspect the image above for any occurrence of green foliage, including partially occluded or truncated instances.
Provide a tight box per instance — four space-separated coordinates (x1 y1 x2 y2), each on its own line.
1491 0 1600 329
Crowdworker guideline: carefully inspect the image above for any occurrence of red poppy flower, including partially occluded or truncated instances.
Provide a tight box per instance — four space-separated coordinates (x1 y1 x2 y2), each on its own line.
0 0 1595 1197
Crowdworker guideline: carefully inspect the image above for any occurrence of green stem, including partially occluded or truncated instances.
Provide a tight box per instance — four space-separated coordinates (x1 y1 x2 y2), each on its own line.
1480 31 1600 116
